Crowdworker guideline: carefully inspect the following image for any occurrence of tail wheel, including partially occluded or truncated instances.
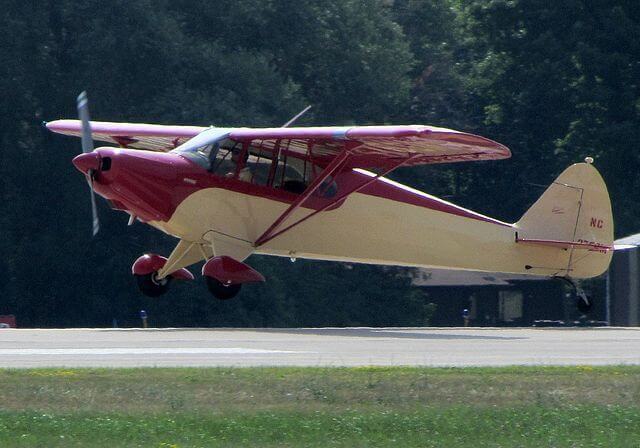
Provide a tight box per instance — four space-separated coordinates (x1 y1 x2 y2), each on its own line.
558 277 594 315
206 277 241 300
135 272 171 297
577 294 593 314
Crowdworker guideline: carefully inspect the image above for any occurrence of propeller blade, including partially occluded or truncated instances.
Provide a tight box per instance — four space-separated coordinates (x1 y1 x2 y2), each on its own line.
77 91 100 236
89 172 100 236
77 91 94 154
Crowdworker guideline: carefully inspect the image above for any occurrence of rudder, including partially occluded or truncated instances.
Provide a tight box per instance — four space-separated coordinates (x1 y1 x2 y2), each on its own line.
515 161 613 278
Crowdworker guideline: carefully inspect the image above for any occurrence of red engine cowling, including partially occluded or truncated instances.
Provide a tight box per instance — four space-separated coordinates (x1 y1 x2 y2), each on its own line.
131 254 194 280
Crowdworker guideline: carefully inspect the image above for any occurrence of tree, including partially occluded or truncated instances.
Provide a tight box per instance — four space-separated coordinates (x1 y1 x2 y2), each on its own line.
172 0 414 123
450 0 640 230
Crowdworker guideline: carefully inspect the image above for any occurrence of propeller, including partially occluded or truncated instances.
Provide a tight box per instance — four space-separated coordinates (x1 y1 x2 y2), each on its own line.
77 91 100 236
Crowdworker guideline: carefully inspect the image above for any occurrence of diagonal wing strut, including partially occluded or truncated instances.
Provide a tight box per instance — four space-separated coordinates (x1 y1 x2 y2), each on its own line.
253 150 419 247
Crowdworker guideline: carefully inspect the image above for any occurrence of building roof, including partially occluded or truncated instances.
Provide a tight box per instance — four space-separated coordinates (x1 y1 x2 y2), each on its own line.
411 269 546 287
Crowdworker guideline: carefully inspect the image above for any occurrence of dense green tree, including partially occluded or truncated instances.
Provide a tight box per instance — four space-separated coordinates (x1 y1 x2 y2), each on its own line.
453 0 640 229
388 0 473 201
552 4 640 235
172 0 414 123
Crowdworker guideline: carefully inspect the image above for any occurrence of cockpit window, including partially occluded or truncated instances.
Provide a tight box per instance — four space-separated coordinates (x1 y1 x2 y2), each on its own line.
273 159 307 193
209 139 240 175
175 130 334 196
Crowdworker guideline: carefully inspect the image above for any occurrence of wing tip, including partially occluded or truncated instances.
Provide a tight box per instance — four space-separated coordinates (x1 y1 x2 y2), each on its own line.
45 119 77 133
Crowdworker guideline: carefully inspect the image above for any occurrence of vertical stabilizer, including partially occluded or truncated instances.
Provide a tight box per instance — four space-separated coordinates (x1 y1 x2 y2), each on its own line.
516 161 613 278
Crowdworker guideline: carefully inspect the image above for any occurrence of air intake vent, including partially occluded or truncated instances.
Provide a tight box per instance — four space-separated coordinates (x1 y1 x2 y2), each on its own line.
101 157 112 171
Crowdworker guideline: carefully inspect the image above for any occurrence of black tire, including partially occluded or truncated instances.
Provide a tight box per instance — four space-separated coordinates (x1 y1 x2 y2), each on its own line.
135 272 171 297
577 295 593 314
206 277 241 300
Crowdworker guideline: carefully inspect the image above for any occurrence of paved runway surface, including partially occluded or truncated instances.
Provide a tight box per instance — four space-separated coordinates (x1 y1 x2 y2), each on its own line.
1 327 639 368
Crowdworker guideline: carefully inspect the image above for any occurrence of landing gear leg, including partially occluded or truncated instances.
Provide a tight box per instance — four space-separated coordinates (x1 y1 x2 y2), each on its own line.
559 277 593 314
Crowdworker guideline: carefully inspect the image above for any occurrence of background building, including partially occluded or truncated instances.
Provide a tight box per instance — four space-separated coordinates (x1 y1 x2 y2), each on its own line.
608 233 640 326
411 270 574 326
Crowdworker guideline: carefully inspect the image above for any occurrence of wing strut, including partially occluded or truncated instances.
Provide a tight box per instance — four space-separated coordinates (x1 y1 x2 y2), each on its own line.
254 152 419 247
254 149 351 247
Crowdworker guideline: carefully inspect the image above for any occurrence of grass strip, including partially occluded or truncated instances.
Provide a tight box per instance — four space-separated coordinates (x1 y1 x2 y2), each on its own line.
1 406 639 447
0 366 638 447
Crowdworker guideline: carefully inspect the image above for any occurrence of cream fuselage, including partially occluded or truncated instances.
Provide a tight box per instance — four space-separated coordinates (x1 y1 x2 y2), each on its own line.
152 171 610 280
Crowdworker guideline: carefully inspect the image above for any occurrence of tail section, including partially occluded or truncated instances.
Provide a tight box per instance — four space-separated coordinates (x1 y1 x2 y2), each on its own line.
515 161 613 278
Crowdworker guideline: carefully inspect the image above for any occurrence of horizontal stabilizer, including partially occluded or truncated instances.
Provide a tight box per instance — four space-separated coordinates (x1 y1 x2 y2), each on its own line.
614 244 638 250
614 232 640 251
515 237 612 252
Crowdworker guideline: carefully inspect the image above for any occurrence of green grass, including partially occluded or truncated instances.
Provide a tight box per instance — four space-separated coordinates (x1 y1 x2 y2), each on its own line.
1 366 639 447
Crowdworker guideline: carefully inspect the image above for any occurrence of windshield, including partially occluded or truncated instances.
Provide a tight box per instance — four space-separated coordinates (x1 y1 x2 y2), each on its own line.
173 128 235 170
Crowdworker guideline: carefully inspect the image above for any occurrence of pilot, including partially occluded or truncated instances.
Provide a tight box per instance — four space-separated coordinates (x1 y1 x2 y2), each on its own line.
206 142 220 173
226 147 252 182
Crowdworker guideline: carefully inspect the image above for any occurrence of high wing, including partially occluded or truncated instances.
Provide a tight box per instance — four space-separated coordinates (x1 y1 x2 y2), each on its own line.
229 125 510 168
47 120 510 167
46 120 206 152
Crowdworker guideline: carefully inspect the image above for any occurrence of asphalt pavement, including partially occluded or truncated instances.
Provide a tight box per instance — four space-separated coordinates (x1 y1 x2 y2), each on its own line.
1 327 639 368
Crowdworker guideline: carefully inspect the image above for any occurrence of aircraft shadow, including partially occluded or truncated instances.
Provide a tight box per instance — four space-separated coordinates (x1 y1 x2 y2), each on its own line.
250 328 526 340
98 327 526 340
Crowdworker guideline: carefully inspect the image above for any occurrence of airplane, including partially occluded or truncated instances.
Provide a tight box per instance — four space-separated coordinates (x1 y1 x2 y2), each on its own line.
46 92 618 312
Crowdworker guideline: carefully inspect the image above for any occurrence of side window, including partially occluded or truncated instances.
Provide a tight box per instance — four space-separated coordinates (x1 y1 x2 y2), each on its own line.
272 155 337 197
245 156 272 185
316 175 338 198
274 160 307 193
211 139 275 186
209 145 236 176
195 137 338 198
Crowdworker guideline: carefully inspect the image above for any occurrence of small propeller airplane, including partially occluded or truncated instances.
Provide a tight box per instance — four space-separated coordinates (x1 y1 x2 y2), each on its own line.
47 92 621 312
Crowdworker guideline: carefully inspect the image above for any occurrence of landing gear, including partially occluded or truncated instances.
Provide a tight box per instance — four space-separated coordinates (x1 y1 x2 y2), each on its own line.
559 277 593 314
131 253 195 297
135 272 172 297
201 256 265 300
576 293 593 314
205 277 241 300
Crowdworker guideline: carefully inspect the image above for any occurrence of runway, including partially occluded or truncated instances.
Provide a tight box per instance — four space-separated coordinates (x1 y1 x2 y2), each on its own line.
1 327 640 368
